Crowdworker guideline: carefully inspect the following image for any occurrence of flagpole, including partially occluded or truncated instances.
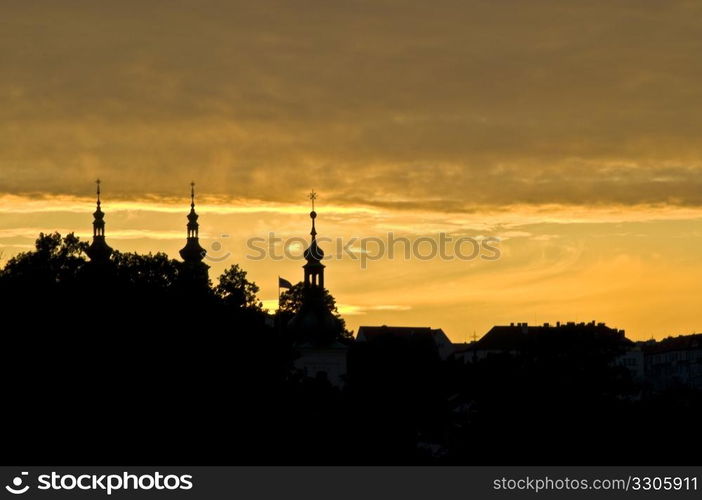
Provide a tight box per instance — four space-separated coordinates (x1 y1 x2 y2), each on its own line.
276 277 281 335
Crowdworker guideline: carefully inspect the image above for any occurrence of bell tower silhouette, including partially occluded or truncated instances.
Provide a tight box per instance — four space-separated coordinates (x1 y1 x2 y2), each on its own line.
290 191 348 383
178 182 209 289
86 179 113 263
179 182 206 264
303 190 325 289
288 190 338 346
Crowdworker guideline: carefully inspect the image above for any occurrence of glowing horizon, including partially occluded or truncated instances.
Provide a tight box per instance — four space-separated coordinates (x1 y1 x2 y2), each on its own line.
2 192 702 342
3 1 702 341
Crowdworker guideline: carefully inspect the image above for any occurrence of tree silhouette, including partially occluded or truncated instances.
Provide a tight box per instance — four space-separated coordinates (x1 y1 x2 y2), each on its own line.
215 264 262 311
111 250 181 290
278 282 335 314
279 281 351 338
0 231 302 463
0 232 86 290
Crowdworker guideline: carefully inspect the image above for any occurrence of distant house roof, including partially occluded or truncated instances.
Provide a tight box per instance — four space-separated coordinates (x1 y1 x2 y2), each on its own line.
475 321 628 352
356 325 454 359
643 333 702 355
476 325 531 351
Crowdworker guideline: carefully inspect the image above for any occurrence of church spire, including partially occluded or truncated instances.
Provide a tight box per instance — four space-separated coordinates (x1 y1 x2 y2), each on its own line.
86 179 113 263
288 190 338 347
187 181 199 239
179 182 206 263
303 190 325 289
94 178 104 236
309 189 317 238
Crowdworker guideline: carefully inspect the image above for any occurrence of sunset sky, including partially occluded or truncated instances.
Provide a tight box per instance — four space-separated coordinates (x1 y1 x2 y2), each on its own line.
2 0 702 341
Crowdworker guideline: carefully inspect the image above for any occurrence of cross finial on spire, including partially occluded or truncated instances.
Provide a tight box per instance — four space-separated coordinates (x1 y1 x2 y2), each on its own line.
190 181 195 208
96 178 101 205
309 190 317 211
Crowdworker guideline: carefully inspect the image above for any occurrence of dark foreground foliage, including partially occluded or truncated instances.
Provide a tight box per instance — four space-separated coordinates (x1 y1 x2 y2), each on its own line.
1 233 700 465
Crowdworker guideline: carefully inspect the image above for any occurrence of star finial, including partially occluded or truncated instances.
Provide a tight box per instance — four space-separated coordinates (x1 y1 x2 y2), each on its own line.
309 190 317 211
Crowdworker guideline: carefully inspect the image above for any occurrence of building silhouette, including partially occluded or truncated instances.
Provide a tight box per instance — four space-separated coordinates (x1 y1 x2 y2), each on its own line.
356 326 454 360
85 179 113 264
290 192 349 386
72 180 702 397
621 333 702 391
451 321 627 363
288 192 338 343
303 198 324 289
178 182 209 288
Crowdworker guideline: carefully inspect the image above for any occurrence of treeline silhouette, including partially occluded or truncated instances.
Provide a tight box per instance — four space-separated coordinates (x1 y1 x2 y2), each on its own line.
1 232 700 465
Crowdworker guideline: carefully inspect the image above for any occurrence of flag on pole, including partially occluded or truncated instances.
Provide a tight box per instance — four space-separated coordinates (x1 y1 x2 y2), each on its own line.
277 277 293 315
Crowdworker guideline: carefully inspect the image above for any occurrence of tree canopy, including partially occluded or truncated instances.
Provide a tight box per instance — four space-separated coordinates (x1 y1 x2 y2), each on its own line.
215 264 263 311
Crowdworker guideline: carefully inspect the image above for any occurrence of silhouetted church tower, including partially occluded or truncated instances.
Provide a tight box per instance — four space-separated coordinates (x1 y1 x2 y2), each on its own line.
290 191 348 385
288 191 338 346
178 182 209 287
303 190 325 289
86 179 113 263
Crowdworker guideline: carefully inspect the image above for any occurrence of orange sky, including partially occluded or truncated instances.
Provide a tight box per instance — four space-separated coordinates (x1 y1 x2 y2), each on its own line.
2 1 702 340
